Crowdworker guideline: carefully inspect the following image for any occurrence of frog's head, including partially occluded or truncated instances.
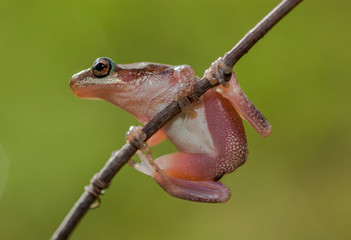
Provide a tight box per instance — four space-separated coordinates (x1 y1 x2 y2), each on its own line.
70 57 175 123
69 57 124 100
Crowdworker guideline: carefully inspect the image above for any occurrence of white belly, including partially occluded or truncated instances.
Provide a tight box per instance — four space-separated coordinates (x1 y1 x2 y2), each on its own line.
162 104 216 157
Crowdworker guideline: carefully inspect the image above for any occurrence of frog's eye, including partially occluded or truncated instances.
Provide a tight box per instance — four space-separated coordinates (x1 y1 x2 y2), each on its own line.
92 57 112 78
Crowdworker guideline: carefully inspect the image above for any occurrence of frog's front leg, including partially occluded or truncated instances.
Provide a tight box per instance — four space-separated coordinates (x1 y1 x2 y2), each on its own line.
172 65 200 117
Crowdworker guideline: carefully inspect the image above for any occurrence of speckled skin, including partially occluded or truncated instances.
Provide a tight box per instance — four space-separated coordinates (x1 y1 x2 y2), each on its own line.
158 90 248 180
70 57 272 203
150 90 248 202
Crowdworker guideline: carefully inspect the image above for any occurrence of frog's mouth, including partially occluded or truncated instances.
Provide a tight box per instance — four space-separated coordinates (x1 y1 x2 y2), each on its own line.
70 83 105 100
71 87 102 100
70 72 125 101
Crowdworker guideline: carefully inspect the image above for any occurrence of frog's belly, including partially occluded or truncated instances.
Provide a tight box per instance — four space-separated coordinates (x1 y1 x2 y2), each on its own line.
162 104 216 157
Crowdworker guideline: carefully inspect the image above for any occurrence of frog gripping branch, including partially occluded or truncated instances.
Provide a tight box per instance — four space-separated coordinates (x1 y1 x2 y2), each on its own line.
52 0 303 239
70 57 272 203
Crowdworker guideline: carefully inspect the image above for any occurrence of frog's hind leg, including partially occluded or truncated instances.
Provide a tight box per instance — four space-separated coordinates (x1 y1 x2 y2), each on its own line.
127 125 231 203
155 152 231 203
130 150 230 203
216 71 272 137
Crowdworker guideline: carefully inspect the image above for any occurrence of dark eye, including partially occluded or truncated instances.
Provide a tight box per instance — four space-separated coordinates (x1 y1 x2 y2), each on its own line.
92 57 113 78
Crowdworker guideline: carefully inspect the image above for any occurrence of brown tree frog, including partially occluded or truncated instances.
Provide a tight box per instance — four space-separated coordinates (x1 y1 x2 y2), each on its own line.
70 57 272 203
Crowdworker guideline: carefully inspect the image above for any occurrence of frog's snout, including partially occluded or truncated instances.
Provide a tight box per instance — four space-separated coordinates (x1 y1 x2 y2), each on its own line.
69 68 107 100
69 69 91 97
69 74 80 95
70 69 88 86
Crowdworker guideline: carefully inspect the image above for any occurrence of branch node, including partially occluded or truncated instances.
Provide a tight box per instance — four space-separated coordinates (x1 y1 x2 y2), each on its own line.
84 174 111 209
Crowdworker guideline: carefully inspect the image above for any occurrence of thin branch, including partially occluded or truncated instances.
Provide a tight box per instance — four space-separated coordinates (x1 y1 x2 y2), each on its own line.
224 0 302 67
51 0 302 239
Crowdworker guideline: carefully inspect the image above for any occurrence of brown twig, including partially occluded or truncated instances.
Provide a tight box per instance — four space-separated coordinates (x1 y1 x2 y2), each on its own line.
51 1 302 239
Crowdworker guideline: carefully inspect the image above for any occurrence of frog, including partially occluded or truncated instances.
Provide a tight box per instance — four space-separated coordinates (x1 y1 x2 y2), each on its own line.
70 57 272 203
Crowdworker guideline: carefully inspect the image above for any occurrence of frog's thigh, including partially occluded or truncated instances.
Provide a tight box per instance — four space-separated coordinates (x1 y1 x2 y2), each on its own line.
154 152 231 203
155 152 217 180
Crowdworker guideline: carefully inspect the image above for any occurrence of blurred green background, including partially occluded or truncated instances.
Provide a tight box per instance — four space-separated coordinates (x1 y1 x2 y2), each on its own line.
0 0 350 239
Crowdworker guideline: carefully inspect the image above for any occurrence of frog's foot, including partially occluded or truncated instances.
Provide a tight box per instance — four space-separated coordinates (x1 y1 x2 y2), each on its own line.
157 175 231 203
204 57 232 87
126 126 147 150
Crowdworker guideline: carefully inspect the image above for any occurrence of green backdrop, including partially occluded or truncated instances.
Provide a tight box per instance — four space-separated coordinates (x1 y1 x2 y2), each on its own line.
0 0 350 239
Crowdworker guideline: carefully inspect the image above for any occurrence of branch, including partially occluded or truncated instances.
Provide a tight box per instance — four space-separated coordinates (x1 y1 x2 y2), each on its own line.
51 1 302 239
